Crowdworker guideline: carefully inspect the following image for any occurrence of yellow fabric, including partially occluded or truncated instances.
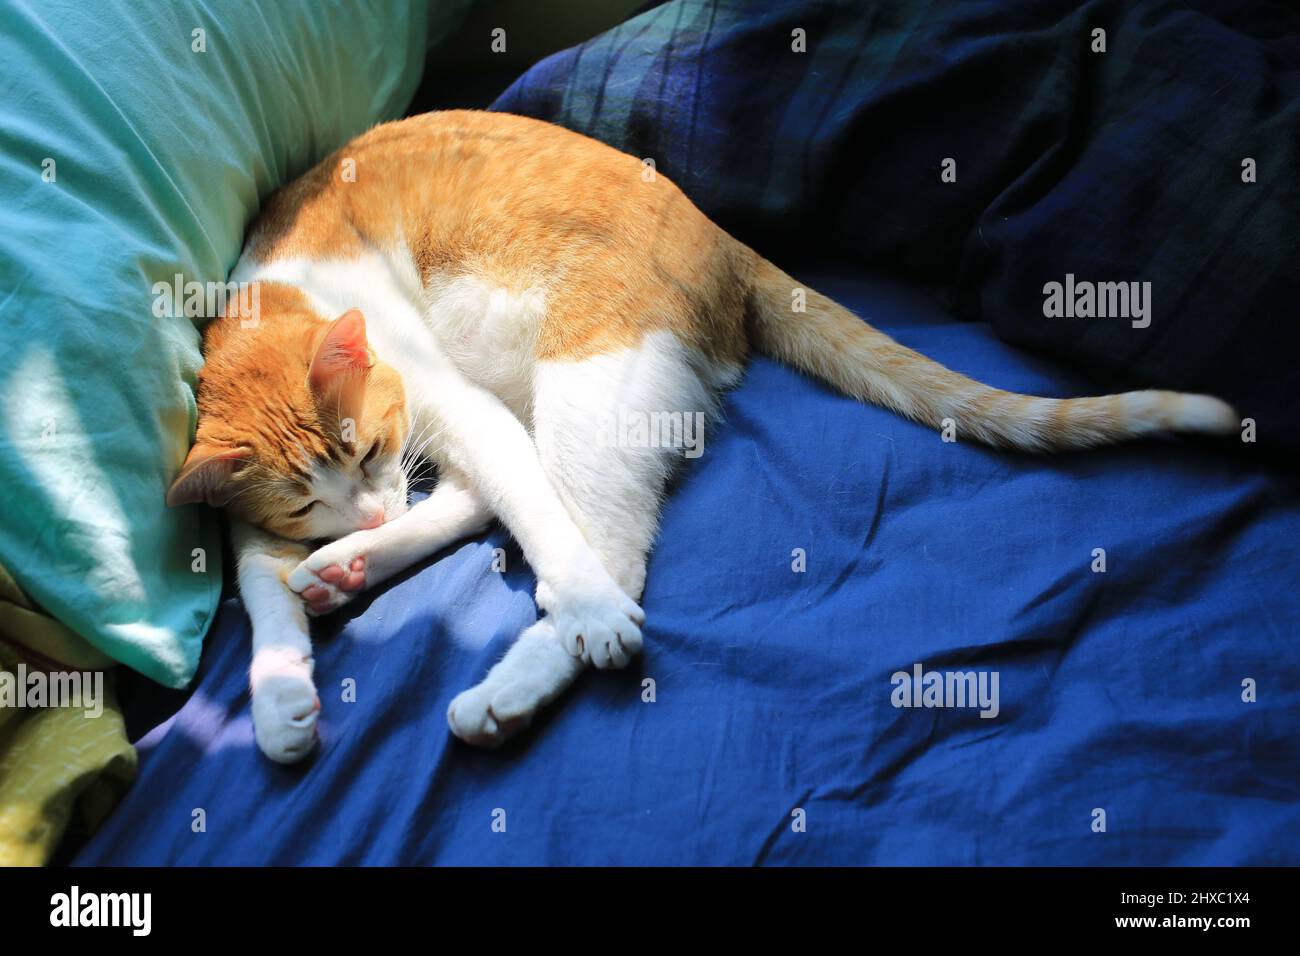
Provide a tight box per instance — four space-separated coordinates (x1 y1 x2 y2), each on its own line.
0 562 115 671
0 565 137 866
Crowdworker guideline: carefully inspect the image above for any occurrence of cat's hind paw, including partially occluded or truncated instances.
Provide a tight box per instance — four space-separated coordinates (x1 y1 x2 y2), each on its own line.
447 621 584 747
552 598 643 669
287 553 367 616
446 680 537 748
540 576 644 670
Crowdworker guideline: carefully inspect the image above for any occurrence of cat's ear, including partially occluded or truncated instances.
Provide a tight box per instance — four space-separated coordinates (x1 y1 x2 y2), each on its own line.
165 443 252 507
309 310 372 432
309 309 372 397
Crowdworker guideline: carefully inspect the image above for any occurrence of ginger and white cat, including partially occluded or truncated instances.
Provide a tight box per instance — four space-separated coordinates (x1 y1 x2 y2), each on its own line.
165 111 1237 763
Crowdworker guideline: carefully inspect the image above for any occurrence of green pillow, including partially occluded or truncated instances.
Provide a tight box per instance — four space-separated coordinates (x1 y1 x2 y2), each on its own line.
0 0 444 687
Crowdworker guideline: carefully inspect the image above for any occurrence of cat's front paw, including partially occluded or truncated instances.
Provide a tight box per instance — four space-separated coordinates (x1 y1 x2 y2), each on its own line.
251 650 320 764
540 575 645 670
287 547 368 616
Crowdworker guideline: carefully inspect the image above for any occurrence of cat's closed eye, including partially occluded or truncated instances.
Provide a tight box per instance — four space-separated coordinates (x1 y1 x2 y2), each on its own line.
360 441 381 475
288 501 317 518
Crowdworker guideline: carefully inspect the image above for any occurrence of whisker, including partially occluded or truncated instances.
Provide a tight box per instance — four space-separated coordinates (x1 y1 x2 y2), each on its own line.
399 417 441 475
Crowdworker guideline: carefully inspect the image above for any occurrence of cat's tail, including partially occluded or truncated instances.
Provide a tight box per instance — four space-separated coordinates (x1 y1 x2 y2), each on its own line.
745 257 1238 451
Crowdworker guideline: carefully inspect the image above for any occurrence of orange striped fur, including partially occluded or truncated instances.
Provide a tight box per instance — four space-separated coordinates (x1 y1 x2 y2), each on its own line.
173 109 1238 533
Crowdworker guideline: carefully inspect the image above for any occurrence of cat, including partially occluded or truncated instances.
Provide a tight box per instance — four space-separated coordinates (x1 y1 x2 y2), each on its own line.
165 110 1238 763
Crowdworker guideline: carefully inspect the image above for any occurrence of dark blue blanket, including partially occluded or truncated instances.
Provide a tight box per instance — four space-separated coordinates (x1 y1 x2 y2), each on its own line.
496 0 1300 451
74 271 1300 865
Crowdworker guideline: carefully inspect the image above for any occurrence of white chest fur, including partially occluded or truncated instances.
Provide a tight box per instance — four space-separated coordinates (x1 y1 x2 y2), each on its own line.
421 273 545 416
231 245 545 418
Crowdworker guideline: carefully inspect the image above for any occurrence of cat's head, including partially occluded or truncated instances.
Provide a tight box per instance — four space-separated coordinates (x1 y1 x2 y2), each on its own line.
166 289 410 541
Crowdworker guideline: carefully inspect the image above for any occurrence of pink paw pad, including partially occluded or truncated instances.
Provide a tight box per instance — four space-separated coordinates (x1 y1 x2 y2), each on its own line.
340 556 366 592
317 558 365 591
296 556 367 615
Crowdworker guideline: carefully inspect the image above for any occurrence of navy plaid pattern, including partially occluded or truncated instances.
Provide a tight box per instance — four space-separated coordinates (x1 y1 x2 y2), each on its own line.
495 0 1300 449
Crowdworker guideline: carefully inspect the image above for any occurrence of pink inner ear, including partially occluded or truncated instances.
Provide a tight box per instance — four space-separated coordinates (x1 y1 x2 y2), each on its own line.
165 445 252 508
310 309 370 395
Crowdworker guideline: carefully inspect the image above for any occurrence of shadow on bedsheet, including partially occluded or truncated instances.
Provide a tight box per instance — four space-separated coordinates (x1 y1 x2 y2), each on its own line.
66 272 1300 866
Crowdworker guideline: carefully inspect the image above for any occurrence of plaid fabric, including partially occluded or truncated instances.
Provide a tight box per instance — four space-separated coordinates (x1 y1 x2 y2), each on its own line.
494 0 1300 449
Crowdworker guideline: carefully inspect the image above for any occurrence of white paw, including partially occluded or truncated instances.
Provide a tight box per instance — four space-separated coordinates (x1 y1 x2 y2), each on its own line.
446 679 537 748
538 573 644 670
559 607 643 668
287 542 370 616
447 621 584 747
251 656 320 764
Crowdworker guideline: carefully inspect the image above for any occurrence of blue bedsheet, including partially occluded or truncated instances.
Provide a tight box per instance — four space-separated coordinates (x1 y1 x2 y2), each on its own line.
72 271 1300 866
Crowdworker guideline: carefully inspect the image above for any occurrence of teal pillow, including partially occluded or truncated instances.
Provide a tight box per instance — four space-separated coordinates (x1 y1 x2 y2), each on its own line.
0 0 442 686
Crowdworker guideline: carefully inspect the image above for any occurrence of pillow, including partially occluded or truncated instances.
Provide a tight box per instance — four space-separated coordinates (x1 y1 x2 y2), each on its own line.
494 0 1300 450
0 0 445 687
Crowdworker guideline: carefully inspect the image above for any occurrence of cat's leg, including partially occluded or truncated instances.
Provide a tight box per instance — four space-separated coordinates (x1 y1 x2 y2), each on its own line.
232 520 320 764
410 372 646 664
448 335 710 746
445 618 582 746
286 469 491 615
532 333 719 655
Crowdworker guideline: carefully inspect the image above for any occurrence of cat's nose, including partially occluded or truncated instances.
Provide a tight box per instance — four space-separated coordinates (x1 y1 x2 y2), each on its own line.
358 507 384 529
